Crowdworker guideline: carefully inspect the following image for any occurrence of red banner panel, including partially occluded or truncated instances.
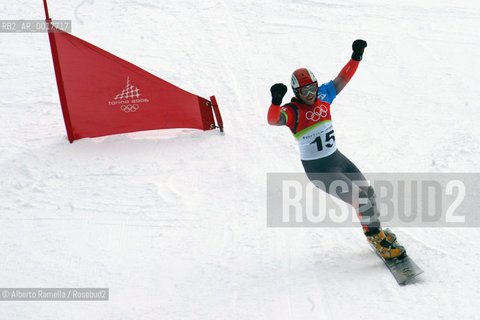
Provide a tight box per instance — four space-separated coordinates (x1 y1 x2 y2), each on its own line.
46 26 221 142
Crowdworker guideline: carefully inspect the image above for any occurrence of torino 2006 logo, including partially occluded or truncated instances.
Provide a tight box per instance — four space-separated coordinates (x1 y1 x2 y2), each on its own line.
108 77 150 113
306 105 328 121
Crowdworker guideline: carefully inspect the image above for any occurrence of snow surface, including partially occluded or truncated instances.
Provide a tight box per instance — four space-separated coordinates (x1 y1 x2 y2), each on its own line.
1 0 480 319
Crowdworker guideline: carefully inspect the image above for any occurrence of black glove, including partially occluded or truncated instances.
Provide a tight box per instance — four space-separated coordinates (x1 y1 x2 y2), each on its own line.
351 39 367 61
270 83 288 105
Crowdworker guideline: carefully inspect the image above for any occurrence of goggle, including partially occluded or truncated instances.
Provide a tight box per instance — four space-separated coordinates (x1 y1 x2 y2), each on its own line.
299 82 318 97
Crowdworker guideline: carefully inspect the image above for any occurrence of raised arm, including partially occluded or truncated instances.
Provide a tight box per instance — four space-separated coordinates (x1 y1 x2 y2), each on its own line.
333 40 367 95
267 83 288 126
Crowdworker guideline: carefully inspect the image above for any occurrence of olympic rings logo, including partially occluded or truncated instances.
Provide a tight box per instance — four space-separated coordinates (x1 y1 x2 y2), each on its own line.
120 104 140 113
305 105 328 121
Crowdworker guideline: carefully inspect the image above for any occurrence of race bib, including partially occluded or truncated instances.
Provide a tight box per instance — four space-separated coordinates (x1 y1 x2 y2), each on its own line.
296 121 337 160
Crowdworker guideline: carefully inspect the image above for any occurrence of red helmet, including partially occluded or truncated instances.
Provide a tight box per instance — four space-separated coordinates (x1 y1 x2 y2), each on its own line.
291 68 318 98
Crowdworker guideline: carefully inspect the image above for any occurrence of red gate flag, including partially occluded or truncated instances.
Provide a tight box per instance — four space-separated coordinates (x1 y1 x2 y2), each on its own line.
43 2 223 143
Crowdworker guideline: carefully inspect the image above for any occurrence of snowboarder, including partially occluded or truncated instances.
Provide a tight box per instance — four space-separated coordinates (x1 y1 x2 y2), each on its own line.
267 40 405 259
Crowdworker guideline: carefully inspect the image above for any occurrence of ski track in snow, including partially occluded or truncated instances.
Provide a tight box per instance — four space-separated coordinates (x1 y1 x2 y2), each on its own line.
1 0 480 319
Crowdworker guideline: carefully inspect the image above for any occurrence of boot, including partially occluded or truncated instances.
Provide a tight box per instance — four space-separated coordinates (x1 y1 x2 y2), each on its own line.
383 228 397 243
366 230 405 259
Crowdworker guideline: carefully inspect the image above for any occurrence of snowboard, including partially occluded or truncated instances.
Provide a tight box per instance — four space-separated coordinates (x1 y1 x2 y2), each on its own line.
370 229 424 285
